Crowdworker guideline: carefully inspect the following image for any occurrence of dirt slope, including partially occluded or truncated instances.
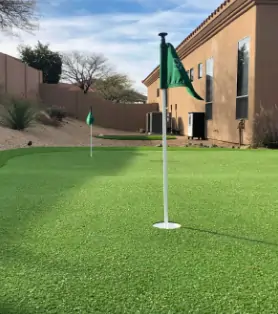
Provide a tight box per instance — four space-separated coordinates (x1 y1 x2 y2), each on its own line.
0 118 186 151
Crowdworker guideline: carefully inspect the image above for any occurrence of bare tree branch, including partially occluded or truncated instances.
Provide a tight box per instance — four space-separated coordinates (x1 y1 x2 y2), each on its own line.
61 51 109 94
0 0 38 33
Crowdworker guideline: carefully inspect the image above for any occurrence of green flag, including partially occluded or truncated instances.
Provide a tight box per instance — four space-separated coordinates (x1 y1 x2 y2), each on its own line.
86 107 94 125
160 42 203 100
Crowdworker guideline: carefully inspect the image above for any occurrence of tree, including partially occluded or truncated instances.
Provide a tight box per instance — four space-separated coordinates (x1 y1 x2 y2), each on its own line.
0 0 38 32
126 90 147 103
19 41 62 84
94 74 131 102
94 74 147 103
62 51 109 94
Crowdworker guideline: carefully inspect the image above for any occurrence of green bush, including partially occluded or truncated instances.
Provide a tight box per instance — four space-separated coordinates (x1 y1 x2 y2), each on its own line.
35 110 61 127
46 107 66 122
253 104 278 148
0 98 36 130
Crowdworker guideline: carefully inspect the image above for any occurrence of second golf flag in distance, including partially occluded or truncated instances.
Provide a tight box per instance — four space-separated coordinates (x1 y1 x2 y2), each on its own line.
86 107 94 157
86 107 94 125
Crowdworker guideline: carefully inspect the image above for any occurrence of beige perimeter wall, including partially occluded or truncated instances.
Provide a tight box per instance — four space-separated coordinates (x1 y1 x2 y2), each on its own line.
40 84 158 132
0 52 157 132
0 52 42 98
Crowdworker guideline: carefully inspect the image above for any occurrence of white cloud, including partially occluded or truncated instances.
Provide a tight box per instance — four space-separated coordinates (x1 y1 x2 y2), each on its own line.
0 0 222 94
134 0 223 10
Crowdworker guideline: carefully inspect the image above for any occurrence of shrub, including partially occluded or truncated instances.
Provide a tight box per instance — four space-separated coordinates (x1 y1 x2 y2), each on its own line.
35 110 61 127
46 106 66 122
0 97 36 130
253 103 278 147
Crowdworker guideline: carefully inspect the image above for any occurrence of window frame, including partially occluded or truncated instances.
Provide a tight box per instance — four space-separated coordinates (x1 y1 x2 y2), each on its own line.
189 68 194 81
198 63 203 79
205 103 213 120
205 57 214 120
157 88 160 97
236 36 250 120
236 95 248 120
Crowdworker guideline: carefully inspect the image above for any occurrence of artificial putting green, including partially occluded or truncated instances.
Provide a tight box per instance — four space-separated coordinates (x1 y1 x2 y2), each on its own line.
95 134 177 140
1 147 278 313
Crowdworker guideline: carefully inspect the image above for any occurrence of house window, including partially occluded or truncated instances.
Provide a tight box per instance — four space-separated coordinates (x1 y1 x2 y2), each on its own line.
236 96 248 120
157 88 160 97
205 103 212 120
205 57 214 120
198 63 203 79
236 37 250 119
190 68 194 81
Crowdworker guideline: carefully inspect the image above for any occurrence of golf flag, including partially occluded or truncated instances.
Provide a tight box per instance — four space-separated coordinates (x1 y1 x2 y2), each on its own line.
86 108 94 125
86 107 94 157
160 42 203 100
153 33 204 230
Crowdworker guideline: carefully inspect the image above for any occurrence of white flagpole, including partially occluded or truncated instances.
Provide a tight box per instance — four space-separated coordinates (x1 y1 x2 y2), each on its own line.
161 88 169 226
90 124 93 157
153 32 181 230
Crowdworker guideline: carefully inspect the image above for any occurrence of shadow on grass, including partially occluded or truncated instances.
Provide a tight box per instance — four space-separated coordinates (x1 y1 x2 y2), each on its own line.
0 146 145 168
183 226 278 247
0 302 30 314
0 146 144 235
1 147 274 312
0 146 144 312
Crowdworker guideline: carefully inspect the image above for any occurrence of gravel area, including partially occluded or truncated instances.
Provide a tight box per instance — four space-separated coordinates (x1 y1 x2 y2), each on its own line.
0 118 186 151
0 118 237 151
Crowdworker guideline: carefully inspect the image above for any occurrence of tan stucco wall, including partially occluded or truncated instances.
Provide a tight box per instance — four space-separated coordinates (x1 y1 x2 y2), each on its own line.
6 55 25 96
40 84 159 132
147 6 257 144
0 51 158 132
0 53 42 98
0 54 5 92
147 79 160 104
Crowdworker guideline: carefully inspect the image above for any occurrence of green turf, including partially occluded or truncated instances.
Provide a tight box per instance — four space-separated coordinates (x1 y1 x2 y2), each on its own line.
1 147 278 313
95 134 177 140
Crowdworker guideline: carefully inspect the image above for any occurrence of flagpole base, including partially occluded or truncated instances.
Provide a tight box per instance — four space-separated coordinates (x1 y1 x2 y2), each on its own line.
153 222 181 229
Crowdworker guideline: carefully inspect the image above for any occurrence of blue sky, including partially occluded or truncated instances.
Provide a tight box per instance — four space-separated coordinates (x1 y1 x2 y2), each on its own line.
0 0 223 93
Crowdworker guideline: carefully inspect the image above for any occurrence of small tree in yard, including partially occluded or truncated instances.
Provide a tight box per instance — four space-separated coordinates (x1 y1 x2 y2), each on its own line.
94 74 147 103
94 74 131 102
0 0 38 32
62 51 109 94
125 90 147 103
253 103 278 147
19 41 62 84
